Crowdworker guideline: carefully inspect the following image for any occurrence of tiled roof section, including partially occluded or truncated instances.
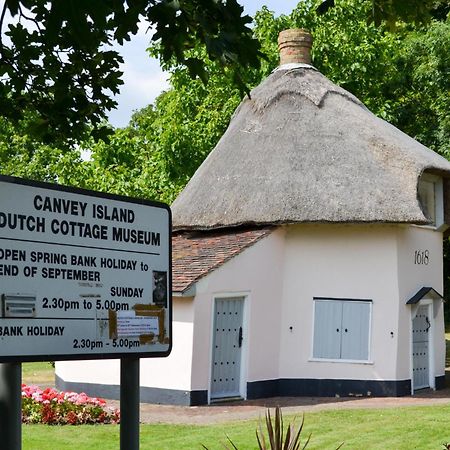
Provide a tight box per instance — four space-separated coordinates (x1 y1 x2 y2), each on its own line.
172 227 274 294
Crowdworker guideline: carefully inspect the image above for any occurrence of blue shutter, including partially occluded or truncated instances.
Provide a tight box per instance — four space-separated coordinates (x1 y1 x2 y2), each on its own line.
341 301 370 360
313 300 342 359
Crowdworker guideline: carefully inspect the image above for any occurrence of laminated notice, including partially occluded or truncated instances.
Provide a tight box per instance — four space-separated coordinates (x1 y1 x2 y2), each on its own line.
116 311 159 337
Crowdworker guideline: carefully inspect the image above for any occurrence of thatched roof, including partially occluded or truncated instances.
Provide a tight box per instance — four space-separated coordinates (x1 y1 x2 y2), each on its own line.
172 64 450 231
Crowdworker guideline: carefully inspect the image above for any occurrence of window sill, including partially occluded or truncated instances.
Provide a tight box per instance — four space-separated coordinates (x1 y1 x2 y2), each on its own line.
411 224 438 231
411 223 449 233
308 358 374 365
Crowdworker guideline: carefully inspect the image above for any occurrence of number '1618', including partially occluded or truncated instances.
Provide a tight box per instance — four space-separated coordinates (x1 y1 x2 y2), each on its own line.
414 250 429 265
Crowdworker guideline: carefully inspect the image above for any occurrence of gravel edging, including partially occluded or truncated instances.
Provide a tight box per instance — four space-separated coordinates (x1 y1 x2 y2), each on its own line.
106 388 450 425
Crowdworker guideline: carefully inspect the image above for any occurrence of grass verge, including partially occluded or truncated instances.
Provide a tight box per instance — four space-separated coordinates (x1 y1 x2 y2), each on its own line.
22 362 55 387
23 404 450 450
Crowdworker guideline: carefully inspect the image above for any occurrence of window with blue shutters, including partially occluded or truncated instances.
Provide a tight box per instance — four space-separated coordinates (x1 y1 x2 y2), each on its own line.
313 298 371 361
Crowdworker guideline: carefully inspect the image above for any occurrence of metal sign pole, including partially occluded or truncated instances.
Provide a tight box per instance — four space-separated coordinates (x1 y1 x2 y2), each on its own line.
120 357 140 450
0 362 22 450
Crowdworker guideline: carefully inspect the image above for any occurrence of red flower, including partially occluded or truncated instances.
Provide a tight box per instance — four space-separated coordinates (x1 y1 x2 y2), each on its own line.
66 411 78 425
41 404 56 424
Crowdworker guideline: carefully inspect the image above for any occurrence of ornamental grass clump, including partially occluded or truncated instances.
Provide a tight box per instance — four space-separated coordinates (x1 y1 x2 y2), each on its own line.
204 406 312 450
256 407 310 450
21 384 120 425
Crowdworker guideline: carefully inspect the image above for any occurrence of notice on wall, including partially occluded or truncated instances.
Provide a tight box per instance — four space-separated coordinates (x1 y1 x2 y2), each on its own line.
0 175 171 362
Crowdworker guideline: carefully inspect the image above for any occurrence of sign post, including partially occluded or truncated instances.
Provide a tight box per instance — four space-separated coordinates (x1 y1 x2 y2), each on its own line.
0 175 172 448
0 362 21 449
121 357 140 450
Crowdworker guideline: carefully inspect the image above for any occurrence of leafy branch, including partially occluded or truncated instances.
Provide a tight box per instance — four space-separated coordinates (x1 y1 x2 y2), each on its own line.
0 0 262 145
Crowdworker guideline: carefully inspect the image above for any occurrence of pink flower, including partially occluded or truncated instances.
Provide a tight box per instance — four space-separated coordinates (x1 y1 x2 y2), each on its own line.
21 383 120 425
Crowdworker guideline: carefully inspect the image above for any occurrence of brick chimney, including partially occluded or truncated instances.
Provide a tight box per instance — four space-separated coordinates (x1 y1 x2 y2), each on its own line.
278 29 313 66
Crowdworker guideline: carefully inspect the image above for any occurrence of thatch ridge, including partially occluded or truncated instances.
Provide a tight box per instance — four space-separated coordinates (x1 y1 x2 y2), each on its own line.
249 66 365 115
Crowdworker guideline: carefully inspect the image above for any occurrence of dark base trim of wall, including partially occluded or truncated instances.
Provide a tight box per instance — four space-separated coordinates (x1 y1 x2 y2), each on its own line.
247 378 413 399
56 375 446 406
435 375 446 390
55 375 208 406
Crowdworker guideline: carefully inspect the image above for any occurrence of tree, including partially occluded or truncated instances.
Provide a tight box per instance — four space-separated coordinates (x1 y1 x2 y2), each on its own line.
317 0 450 29
1 0 445 148
0 0 261 145
387 19 450 159
0 116 88 183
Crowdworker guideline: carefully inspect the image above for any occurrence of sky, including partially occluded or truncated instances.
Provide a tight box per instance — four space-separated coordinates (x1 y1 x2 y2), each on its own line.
107 0 300 128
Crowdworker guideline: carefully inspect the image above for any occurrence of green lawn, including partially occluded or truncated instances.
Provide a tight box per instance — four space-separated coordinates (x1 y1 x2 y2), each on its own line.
19 338 450 448
23 404 450 450
22 362 55 387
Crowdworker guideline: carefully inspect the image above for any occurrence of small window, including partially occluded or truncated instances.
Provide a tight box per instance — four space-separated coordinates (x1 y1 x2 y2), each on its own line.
418 174 443 228
313 298 371 361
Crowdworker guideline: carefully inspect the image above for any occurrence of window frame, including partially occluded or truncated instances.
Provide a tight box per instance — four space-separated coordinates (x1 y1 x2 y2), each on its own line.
310 297 373 364
417 173 444 229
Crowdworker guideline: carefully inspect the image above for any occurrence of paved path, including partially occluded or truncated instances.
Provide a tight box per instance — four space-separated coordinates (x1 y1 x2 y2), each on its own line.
107 387 450 425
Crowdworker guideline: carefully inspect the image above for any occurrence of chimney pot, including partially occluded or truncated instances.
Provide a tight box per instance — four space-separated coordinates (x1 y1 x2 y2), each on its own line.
278 29 313 66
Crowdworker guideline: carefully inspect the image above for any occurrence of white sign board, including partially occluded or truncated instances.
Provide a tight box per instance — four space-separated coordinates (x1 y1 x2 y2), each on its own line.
0 176 171 361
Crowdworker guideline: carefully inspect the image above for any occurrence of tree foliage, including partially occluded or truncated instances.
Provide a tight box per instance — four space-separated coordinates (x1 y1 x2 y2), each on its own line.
0 116 87 183
317 0 450 29
388 19 450 158
1 0 443 143
0 0 261 145
76 66 243 204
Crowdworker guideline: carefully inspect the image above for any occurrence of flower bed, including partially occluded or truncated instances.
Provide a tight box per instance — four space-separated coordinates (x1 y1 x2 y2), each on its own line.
22 384 120 425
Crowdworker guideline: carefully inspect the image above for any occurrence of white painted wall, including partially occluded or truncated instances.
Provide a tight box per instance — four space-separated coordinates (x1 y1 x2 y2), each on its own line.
139 297 194 390
278 224 400 381
56 358 120 386
56 222 446 397
190 228 286 393
188 223 436 392
396 225 445 381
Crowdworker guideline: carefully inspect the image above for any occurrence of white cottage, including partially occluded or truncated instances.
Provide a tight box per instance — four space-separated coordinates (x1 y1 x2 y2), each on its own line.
56 29 450 405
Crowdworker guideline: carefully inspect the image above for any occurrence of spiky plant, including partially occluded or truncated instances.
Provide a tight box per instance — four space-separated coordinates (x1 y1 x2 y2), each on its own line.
202 406 311 450
255 406 310 450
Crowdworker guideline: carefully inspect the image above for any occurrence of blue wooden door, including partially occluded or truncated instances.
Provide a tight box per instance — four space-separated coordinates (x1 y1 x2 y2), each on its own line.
211 297 244 400
412 305 430 390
